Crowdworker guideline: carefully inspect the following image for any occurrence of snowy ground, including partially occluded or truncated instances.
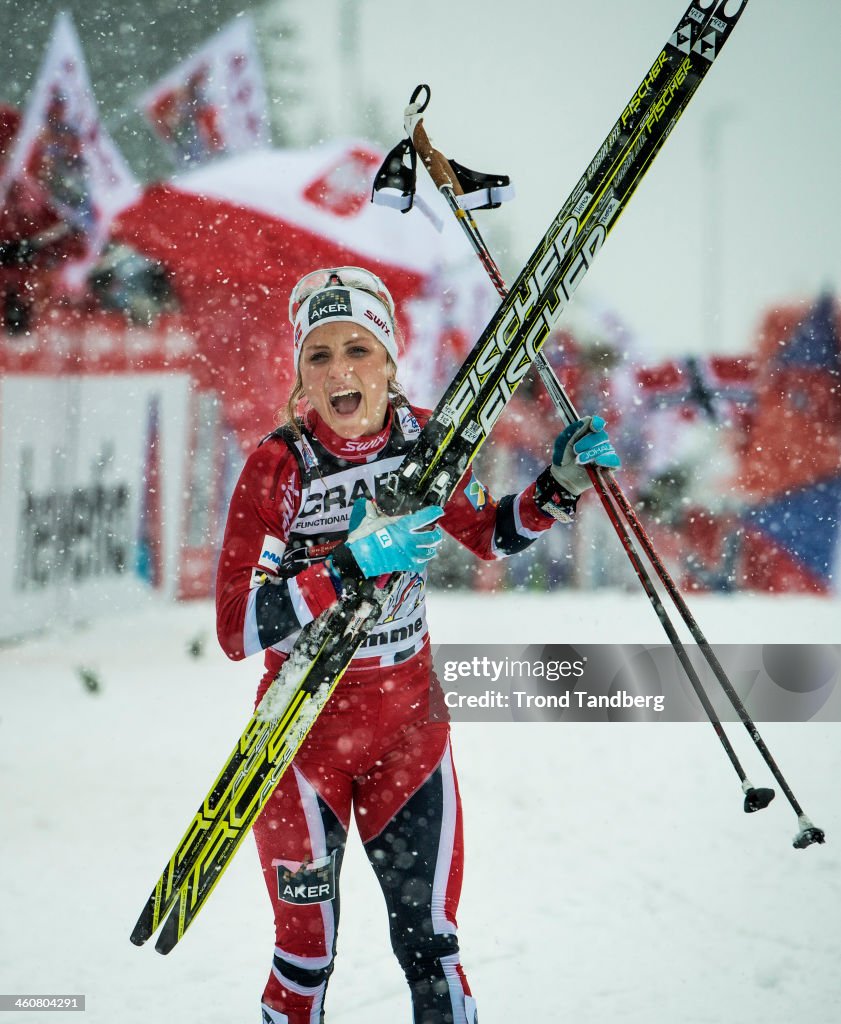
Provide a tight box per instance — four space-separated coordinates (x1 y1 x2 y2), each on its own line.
1 590 840 1023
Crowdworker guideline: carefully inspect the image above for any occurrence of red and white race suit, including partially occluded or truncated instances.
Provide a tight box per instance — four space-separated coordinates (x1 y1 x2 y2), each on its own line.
216 404 565 1024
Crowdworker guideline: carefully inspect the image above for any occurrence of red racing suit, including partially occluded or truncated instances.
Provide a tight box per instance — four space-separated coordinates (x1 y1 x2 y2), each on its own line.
216 403 572 1024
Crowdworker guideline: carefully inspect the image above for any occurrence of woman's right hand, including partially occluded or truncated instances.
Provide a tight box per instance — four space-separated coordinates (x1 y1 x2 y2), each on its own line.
329 499 444 580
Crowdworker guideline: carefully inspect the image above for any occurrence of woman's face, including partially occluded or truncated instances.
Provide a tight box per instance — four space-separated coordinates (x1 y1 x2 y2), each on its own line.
299 321 392 438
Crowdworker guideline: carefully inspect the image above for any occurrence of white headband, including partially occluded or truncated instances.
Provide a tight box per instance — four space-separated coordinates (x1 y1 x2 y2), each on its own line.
292 285 398 369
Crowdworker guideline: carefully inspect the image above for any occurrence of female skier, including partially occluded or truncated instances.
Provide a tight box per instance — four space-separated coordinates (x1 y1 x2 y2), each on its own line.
215 267 620 1024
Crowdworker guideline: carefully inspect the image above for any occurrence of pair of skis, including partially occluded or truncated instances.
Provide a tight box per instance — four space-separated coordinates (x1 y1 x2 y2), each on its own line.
130 0 798 958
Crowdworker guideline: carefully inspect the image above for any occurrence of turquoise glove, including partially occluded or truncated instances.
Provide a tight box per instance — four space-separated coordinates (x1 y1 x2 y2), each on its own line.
333 499 444 579
550 415 621 496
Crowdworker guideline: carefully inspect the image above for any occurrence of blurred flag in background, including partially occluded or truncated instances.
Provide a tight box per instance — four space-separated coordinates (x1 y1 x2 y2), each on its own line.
741 293 841 592
0 11 139 291
139 15 270 167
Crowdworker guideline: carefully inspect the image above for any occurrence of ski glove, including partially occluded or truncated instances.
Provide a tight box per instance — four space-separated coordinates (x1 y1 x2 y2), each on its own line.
548 415 621 496
328 499 444 582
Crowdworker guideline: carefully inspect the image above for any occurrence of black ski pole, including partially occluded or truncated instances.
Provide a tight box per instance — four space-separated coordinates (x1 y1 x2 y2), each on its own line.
398 85 824 849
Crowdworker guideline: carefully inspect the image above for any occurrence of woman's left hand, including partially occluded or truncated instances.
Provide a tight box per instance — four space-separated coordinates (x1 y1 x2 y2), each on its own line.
549 415 621 496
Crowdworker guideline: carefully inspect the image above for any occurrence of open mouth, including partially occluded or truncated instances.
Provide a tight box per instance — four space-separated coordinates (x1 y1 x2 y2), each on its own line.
329 389 362 415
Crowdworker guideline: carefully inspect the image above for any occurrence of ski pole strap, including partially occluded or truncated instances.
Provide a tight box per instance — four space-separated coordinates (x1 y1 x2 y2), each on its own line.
448 159 515 211
373 85 514 222
371 137 444 231
371 137 417 213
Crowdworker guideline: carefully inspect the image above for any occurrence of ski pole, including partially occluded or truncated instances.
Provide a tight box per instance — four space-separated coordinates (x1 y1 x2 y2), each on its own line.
404 89 764 807
402 85 824 849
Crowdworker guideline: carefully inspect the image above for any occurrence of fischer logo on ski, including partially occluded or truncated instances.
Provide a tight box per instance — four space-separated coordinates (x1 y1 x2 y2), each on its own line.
622 51 670 124
443 215 605 437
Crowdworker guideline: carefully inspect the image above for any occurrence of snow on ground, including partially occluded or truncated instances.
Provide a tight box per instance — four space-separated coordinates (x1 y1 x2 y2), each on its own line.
1 590 840 1023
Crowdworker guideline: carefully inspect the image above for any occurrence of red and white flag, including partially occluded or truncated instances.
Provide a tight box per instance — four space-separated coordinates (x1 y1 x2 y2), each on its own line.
0 11 140 289
139 16 270 166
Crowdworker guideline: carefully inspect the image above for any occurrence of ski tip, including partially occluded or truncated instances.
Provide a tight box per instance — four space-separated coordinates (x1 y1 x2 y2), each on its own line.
129 930 148 947
743 787 775 813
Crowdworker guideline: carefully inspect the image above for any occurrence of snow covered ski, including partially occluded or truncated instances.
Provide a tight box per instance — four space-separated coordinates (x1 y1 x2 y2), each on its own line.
131 0 750 955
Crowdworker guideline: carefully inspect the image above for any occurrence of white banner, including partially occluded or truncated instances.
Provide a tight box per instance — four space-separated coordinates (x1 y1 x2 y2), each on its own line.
139 15 270 166
0 12 140 288
0 373 190 641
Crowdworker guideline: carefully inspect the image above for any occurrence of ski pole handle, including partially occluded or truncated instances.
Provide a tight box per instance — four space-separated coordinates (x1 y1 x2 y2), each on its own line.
405 84 464 197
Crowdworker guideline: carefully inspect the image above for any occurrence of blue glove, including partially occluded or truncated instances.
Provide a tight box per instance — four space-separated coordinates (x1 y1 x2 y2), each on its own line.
334 499 444 579
550 415 621 496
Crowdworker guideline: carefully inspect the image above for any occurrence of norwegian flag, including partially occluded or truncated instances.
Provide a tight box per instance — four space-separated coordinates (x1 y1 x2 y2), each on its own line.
738 292 841 592
0 11 139 289
637 354 756 423
138 16 270 167
634 353 757 477
742 292 841 497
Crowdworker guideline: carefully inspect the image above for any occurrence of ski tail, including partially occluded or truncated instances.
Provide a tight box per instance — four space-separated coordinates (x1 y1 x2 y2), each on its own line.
154 704 306 954
152 589 389 952
130 713 274 945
